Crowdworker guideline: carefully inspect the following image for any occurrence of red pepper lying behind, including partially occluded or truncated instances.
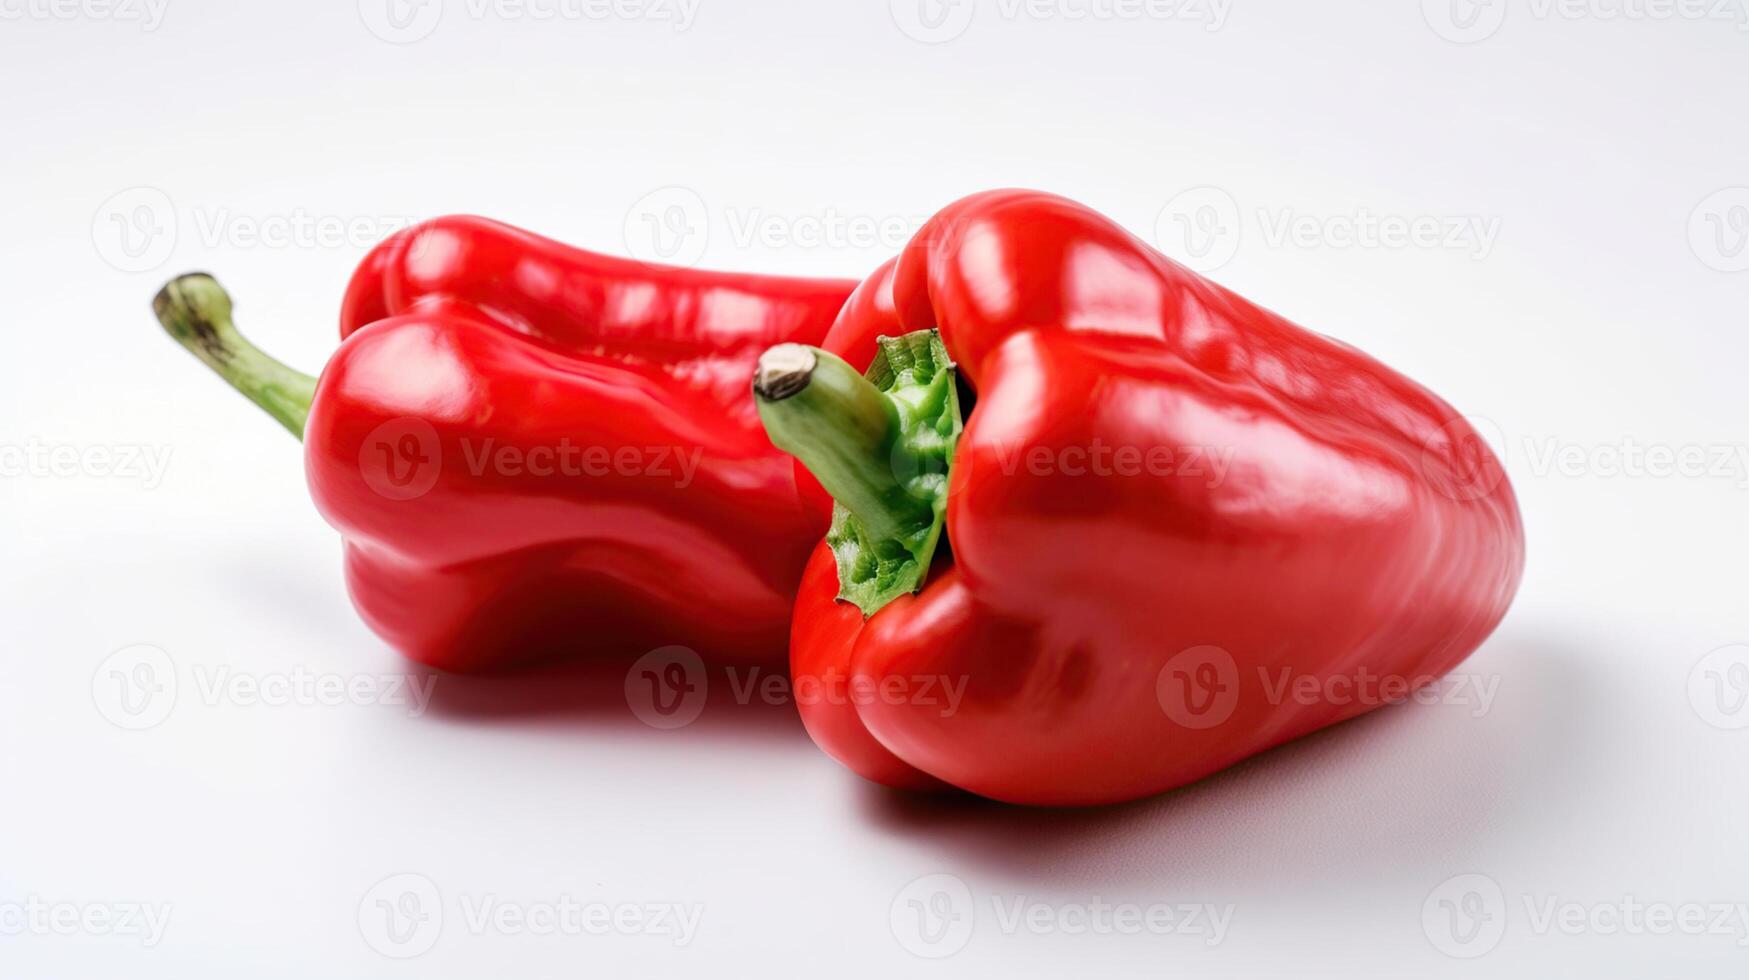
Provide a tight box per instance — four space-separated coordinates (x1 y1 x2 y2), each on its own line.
755 190 1525 806
153 217 854 672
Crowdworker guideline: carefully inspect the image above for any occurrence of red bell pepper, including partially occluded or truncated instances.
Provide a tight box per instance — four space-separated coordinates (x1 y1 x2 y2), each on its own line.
153 216 854 672
755 190 1525 806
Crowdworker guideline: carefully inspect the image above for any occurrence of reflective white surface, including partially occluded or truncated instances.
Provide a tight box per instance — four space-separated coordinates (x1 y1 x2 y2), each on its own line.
2 2 1746 975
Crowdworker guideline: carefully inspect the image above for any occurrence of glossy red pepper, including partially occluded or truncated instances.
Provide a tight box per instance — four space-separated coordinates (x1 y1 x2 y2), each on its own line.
153 217 854 672
755 190 1525 806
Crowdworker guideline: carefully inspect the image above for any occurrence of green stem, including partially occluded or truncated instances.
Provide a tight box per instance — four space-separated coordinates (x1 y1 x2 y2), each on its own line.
755 333 963 617
754 343 935 543
152 273 317 441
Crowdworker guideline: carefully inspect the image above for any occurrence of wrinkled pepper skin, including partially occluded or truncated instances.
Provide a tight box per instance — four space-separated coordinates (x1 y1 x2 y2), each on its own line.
787 191 1525 806
308 217 854 671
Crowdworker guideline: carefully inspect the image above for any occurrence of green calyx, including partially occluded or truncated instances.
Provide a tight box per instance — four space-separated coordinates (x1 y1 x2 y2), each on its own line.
152 273 318 441
753 331 963 617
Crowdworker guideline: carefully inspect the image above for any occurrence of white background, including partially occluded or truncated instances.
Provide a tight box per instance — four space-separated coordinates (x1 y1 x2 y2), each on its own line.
4 0 1748 975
